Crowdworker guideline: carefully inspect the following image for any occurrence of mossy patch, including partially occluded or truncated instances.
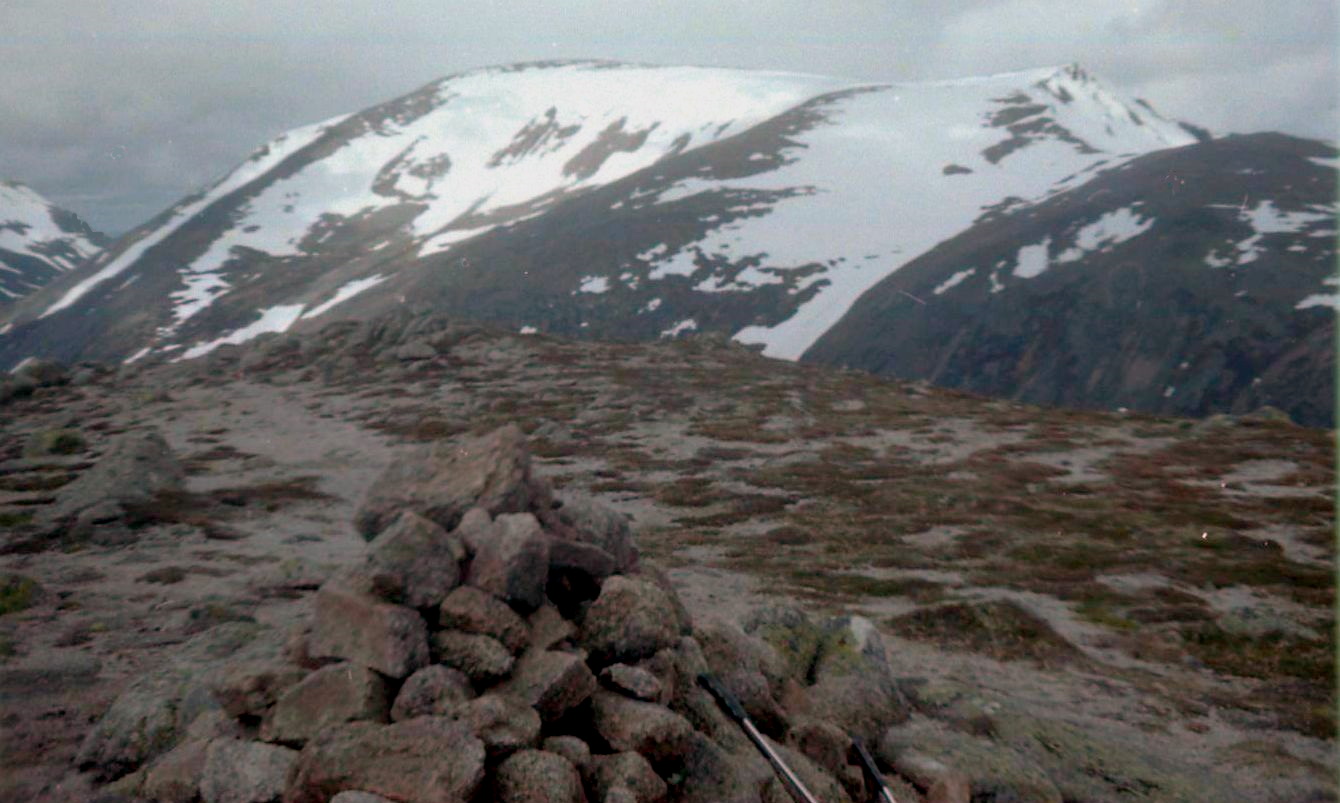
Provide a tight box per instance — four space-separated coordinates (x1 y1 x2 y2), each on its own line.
888 600 1084 667
0 574 43 616
23 428 86 457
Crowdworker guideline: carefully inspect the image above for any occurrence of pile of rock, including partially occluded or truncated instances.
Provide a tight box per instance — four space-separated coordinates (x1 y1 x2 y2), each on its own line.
88 425 915 803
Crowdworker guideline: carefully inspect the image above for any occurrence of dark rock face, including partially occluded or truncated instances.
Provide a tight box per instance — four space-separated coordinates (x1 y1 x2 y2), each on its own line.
806 133 1337 427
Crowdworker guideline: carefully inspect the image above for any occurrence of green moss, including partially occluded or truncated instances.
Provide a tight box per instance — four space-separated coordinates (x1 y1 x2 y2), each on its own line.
0 574 42 616
0 511 33 527
24 428 86 457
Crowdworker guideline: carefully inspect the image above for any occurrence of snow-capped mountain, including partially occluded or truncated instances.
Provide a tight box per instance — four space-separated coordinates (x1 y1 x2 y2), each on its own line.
1 60 1333 423
0 181 105 306
807 132 1337 425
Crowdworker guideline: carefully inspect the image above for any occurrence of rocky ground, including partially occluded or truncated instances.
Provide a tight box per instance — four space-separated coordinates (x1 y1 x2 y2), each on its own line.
0 311 1334 802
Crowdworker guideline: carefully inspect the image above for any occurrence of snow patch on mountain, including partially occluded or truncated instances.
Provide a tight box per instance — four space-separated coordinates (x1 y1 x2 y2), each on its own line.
1056 207 1155 263
1296 276 1340 311
639 67 1196 359
934 268 976 295
1013 238 1052 279
180 304 306 360
301 275 389 320
42 116 343 319
577 275 610 294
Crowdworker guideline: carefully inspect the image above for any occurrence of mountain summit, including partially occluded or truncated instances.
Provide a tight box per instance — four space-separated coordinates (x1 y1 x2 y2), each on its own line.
1 60 1333 423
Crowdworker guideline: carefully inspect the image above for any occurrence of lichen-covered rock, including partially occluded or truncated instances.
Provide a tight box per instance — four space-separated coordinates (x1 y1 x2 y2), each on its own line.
261 663 389 746
494 749 586 803
581 576 681 666
448 694 541 759
76 623 263 781
528 604 577 652
591 691 695 766
365 511 464 608
585 751 668 803
542 736 592 773
207 660 306 719
804 616 908 742
600 664 662 702
390 665 474 721
286 718 485 803
354 425 552 539
552 495 639 573
741 606 824 684
308 582 429 679
878 719 1062 803
439 585 530 653
504 650 597 723
43 428 185 541
465 512 550 611
432 630 515 684
140 739 209 803
329 793 395 803
674 733 767 803
759 741 852 803
199 739 298 803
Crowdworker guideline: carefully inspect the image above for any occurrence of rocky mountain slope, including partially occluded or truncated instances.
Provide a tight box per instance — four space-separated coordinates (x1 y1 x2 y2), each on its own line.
0 314 1334 801
0 181 105 306
806 132 1338 426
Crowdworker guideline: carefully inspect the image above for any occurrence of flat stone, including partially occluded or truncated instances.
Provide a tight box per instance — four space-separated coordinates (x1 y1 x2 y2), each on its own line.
495 749 585 803
439 585 529 654
504 650 597 723
591 691 694 766
365 511 464 608
207 660 305 718
581 576 681 666
287 718 485 803
432 630 514 684
449 694 541 758
390 665 474 721
354 425 552 539
600 664 662 702
261 663 388 746
586 751 667 803
199 739 298 803
465 512 550 611
309 582 429 679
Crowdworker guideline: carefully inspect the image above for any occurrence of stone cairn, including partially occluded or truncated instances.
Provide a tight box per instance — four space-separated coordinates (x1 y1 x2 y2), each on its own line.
90 425 919 803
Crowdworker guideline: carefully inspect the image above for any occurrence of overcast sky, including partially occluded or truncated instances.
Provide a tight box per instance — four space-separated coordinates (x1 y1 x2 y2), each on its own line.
4 0 1335 236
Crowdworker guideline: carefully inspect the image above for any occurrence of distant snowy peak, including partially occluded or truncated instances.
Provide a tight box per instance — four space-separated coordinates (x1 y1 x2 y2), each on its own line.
3 59 1211 370
0 181 105 304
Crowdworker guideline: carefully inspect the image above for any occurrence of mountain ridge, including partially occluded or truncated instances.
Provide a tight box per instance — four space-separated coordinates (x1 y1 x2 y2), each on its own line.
0 60 1332 425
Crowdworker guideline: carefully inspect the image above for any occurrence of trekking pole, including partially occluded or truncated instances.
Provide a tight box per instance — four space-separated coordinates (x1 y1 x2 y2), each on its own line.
697 673 822 803
850 735 900 803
